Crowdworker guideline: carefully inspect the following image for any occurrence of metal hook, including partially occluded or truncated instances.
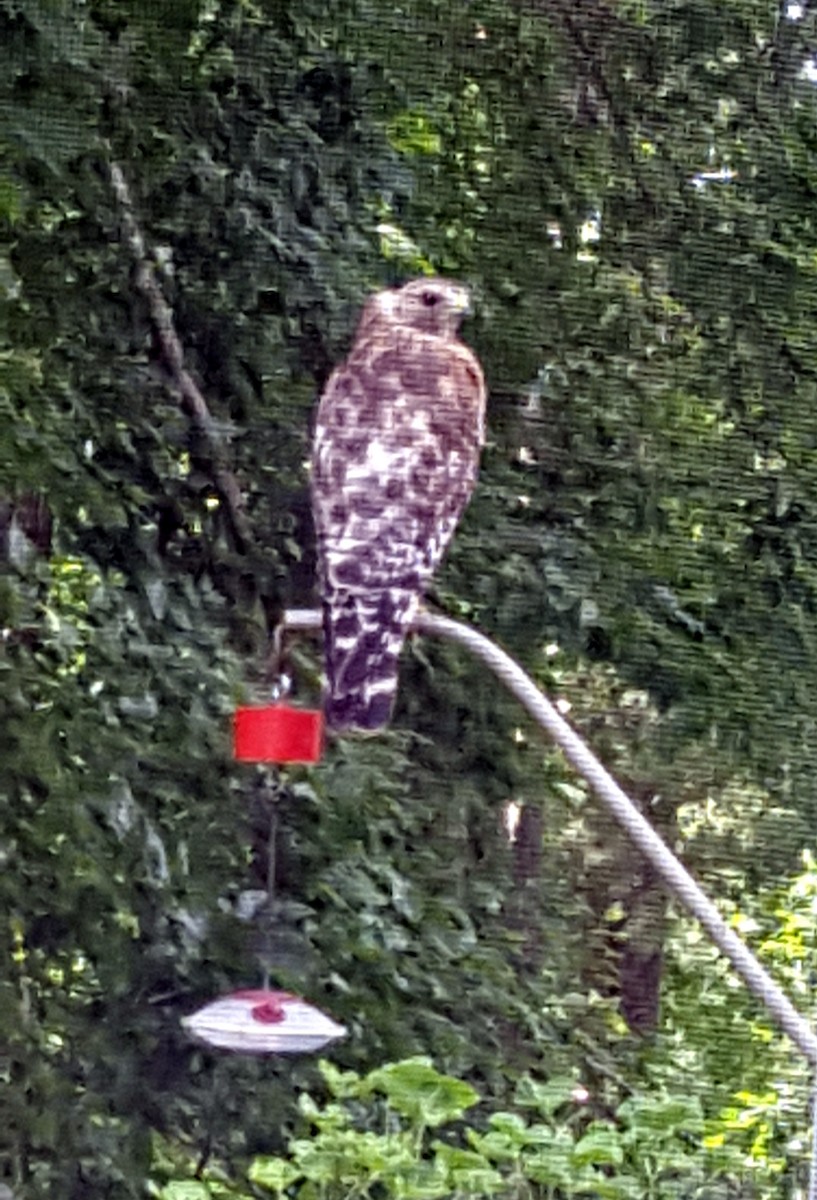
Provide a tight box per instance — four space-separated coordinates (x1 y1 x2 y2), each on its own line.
269 672 293 702
267 623 292 702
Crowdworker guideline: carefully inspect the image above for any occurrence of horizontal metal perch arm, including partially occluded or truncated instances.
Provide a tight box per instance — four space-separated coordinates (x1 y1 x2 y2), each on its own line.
282 607 817 1068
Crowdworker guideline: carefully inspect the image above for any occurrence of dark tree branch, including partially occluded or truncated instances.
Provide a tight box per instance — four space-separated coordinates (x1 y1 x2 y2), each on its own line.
108 161 252 554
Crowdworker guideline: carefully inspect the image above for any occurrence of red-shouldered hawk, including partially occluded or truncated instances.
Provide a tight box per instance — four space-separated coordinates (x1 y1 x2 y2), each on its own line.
311 277 486 733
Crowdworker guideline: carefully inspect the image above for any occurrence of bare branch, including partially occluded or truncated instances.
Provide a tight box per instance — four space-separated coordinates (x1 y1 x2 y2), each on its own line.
108 161 252 553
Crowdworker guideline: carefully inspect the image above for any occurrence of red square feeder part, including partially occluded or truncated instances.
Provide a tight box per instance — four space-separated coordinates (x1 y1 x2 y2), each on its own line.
233 705 323 764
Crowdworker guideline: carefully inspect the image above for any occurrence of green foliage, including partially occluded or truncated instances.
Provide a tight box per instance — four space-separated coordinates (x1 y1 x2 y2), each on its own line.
3 0 817 1195
150 1059 735 1200
637 842 817 1197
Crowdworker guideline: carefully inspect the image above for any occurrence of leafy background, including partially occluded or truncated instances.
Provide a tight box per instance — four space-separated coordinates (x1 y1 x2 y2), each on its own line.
3 0 817 1196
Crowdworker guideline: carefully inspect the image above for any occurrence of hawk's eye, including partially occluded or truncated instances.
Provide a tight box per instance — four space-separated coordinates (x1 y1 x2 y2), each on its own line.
421 291 439 307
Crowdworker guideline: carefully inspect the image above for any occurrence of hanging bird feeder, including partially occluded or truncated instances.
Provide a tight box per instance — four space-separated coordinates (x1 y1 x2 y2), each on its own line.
206 633 336 1057
182 989 347 1054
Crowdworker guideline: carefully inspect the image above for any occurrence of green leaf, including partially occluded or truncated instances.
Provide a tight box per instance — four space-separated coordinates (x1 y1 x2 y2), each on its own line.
432 1144 505 1194
319 1059 364 1100
571 1126 625 1168
248 1158 303 1192
514 1076 578 1117
155 1185 216 1199
367 1059 479 1126
386 111 442 156
617 1095 704 1135
389 1161 451 1200
519 1142 574 1188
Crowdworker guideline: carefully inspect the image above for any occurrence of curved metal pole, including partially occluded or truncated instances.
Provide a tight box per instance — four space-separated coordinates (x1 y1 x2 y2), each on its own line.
282 607 817 1067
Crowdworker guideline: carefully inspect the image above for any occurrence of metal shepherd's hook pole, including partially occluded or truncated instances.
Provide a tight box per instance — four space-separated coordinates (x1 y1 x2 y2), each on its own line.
283 606 817 1072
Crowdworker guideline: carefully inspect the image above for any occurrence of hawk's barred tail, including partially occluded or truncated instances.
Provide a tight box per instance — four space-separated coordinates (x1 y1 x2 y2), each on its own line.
322 590 417 733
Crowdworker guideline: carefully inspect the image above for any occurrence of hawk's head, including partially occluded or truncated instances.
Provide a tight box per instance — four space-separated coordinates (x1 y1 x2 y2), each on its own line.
377 277 472 337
